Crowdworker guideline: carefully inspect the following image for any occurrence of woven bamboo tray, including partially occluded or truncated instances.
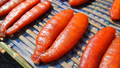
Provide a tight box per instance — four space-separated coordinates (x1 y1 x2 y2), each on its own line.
0 0 120 68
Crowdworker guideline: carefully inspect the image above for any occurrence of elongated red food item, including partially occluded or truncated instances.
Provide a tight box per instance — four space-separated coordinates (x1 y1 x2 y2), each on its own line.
41 13 88 63
31 9 74 64
99 35 120 68
0 0 25 16
0 0 40 37
109 0 120 20
5 1 51 35
69 0 89 6
0 0 9 7
79 27 116 68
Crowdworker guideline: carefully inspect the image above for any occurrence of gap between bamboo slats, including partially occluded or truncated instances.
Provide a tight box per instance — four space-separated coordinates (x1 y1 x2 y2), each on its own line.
96 0 113 5
92 2 110 10
105 0 113 3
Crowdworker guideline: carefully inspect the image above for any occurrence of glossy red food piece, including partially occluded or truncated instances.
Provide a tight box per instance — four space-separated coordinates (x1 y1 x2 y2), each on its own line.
109 0 120 20
69 0 89 6
0 0 41 37
5 1 51 35
0 0 9 7
79 27 116 68
41 13 88 63
99 35 120 68
0 0 25 16
31 9 74 64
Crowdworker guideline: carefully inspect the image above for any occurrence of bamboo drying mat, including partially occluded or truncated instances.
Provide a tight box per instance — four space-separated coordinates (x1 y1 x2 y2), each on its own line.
0 0 120 68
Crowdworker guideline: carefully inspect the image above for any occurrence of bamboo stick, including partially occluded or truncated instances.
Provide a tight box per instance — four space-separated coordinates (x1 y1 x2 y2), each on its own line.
0 42 32 68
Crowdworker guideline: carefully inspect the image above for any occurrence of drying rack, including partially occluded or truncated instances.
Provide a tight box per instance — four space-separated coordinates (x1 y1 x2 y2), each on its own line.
0 0 119 68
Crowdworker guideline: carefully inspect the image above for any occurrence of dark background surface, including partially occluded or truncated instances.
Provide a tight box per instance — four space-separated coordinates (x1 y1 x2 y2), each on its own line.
0 52 23 68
